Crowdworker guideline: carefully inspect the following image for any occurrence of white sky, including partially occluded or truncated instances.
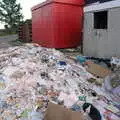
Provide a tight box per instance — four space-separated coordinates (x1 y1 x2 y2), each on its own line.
0 0 46 28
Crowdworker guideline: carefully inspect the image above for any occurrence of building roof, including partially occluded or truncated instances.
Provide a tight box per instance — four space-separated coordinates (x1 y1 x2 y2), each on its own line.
84 0 120 12
86 0 113 4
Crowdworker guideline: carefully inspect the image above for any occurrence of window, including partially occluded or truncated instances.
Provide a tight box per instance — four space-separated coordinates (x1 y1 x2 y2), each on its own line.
94 11 108 29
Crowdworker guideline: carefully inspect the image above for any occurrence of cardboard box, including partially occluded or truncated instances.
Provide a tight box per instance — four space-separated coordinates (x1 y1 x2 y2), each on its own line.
45 102 84 120
87 62 111 78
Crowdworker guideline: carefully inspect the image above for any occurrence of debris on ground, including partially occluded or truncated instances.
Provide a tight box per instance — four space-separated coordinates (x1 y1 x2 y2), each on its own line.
0 43 119 120
86 62 111 78
45 102 84 120
111 57 120 70
76 56 111 68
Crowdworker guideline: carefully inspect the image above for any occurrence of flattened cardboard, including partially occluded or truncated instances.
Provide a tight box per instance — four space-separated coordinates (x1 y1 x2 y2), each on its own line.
87 62 111 78
45 102 84 120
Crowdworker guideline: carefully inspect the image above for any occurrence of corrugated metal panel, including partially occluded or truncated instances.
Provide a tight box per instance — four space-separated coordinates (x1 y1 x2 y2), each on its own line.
32 0 84 48
48 0 85 5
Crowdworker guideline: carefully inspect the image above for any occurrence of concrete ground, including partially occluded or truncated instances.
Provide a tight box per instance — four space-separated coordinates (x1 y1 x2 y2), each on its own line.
0 34 18 49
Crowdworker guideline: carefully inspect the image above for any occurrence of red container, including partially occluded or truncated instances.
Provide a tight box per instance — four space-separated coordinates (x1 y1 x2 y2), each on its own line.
32 0 84 48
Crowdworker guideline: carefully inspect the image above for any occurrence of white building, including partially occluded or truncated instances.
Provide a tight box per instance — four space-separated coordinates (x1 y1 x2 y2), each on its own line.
83 0 120 58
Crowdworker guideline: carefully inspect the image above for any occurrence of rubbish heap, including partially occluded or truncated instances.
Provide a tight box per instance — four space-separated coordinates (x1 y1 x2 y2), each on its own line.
0 43 119 120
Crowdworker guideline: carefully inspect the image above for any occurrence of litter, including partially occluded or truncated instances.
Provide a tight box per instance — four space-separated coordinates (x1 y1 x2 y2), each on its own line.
86 62 111 78
82 103 102 120
45 102 84 120
111 57 120 67
0 43 119 120
104 68 120 109
76 56 87 64
0 74 8 90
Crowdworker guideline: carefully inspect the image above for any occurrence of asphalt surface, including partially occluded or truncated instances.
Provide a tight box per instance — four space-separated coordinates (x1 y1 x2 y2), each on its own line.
0 34 18 49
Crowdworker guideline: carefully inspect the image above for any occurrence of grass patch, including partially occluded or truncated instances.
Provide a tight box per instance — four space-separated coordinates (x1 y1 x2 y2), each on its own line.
0 32 17 37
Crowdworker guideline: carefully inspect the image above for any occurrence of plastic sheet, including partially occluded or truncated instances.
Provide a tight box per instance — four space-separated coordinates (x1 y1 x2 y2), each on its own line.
104 69 120 108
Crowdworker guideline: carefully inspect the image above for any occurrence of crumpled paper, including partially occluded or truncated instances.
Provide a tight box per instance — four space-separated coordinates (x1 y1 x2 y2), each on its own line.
0 43 119 120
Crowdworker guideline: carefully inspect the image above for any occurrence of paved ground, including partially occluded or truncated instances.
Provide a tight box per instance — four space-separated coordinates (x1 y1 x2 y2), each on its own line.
0 34 18 49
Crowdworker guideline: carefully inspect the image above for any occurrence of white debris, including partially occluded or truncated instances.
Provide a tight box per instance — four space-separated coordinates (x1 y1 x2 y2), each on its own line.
0 43 119 120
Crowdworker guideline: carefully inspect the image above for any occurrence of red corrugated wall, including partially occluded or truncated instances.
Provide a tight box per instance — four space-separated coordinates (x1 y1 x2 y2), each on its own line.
32 0 85 48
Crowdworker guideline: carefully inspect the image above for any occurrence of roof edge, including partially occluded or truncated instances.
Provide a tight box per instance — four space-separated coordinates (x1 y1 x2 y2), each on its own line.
84 0 120 12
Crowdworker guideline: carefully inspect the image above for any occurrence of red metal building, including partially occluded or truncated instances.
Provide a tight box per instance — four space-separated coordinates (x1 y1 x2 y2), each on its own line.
32 0 85 48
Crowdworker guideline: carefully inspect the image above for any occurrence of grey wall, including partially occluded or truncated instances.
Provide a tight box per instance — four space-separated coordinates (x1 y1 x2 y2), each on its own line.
83 7 120 58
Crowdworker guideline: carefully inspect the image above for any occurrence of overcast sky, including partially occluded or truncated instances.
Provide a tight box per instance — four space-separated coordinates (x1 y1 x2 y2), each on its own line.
0 0 46 28
18 0 46 19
